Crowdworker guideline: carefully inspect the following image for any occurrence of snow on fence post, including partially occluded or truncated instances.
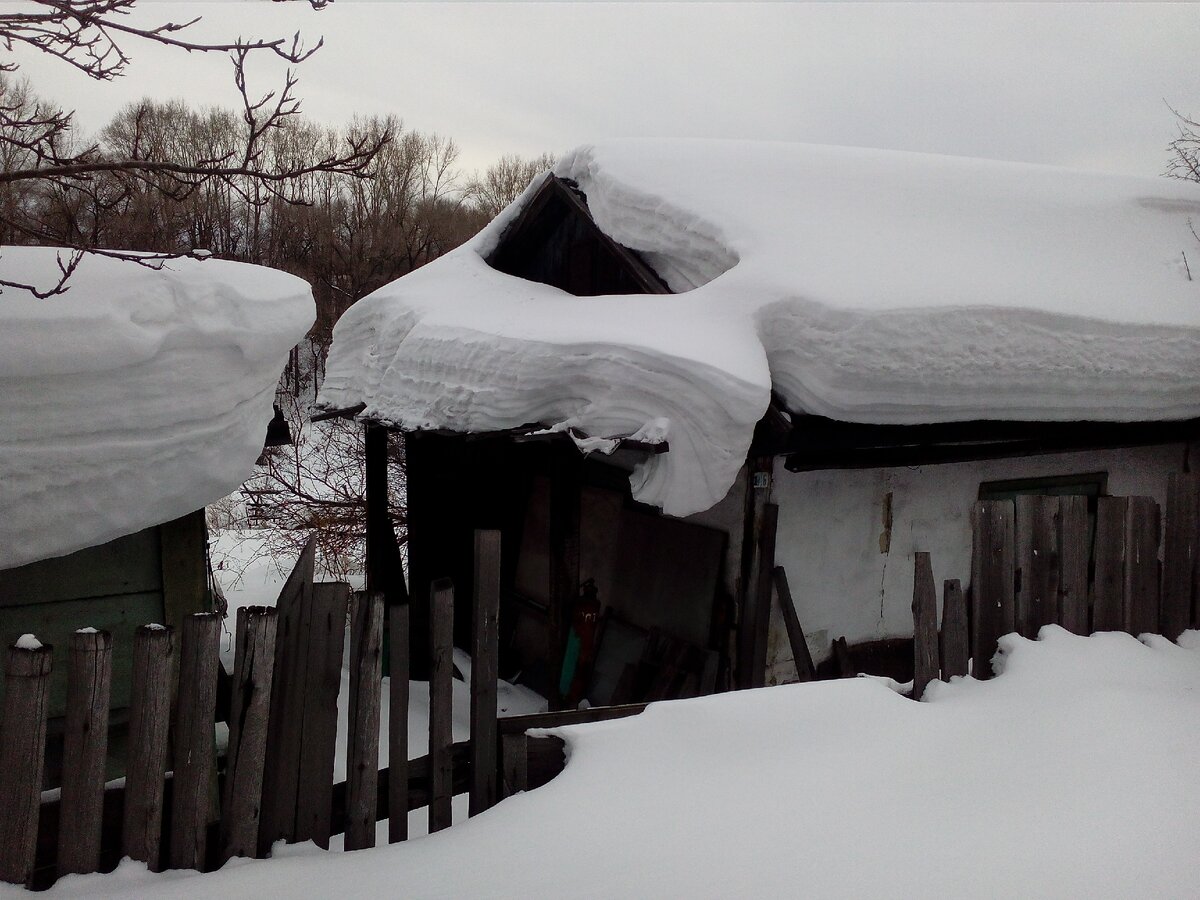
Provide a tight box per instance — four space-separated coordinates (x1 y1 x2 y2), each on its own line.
1125 497 1161 636
388 600 410 844
123 624 174 871
0 639 53 887
1058 496 1090 635
940 580 969 679
429 579 455 833
294 581 349 850
345 591 384 851
221 607 277 862
169 612 221 871
470 530 501 817
1092 497 1128 633
911 553 938 700
1161 474 1199 641
57 629 113 877
970 500 1014 680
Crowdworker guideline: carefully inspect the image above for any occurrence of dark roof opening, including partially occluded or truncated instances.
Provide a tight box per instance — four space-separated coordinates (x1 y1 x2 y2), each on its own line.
486 175 671 297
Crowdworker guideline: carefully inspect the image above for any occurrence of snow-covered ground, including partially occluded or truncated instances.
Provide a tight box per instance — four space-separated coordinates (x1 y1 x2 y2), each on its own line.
319 141 1200 517
36 625 1200 898
0 248 314 569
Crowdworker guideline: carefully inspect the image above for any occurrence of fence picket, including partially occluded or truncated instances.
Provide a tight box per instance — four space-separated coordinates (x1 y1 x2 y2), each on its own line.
222 607 277 861
940 579 969 679
123 625 174 871
470 530 501 817
1093 497 1128 632
971 500 1015 679
0 642 53 886
57 629 113 876
1162 474 1199 640
912 553 938 699
1125 497 1161 636
388 602 410 844
346 592 384 851
429 580 455 833
1058 496 1090 635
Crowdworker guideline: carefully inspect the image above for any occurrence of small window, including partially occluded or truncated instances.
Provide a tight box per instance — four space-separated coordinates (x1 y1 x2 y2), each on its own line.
978 472 1107 509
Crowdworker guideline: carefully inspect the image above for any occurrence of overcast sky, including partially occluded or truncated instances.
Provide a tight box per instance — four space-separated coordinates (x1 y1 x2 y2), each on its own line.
8 2 1200 177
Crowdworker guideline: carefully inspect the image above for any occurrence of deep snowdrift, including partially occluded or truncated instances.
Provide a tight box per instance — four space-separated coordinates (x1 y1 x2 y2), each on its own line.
0 248 314 569
45 627 1200 898
319 141 1200 516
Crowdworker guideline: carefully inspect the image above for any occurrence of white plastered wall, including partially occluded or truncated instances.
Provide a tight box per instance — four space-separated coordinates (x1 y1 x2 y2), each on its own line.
765 441 1195 684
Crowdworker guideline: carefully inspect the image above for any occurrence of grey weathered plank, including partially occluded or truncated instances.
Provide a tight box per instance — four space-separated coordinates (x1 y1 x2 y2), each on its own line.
940 579 969 679
123 624 174 871
501 733 529 799
737 458 773 690
1015 495 1060 637
970 500 1014 679
548 448 582 709
470 530 501 817
1125 496 1161 636
1058 496 1090 635
221 607 277 862
911 553 938 699
772 566 816 682
169 612 221 871
388 601 410 844
57 629 113 876
345 592 384 851
1092 496 1128 632
429 580 455 833
0 642 53 886
1162 474 1199 640
294 581 349 849
258 537 315 855
749 503 780 688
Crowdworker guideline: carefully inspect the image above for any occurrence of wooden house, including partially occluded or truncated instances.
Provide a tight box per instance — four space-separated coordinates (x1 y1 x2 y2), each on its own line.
316 142 1200 705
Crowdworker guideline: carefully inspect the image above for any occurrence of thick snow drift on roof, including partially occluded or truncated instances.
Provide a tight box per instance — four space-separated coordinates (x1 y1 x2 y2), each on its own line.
319 141 1200 516
45 627 1200 898
0 248 314 569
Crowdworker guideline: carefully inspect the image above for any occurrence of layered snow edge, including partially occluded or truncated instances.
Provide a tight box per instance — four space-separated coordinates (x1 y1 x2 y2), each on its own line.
1 248 315 569
320 140 1200 516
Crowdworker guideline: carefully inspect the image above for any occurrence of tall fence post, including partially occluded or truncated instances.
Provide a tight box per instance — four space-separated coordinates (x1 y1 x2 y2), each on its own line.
1125 496 1162 636
58 629 113 877
470 530 501 817
1058 496 1090 635
1015 496 1060 637
971 500 1014 679
388 601 410 844
1092 496 1128 632
429 579 455 833
346 592 384 851
911 553 938 700
1162 474 1199 640
170 612 221 871
0 640 53 887
222 607 277 862
123 624 174 872
940 579 969 679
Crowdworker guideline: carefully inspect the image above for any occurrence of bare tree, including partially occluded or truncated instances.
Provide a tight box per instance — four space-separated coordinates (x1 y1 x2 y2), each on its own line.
469 151 556 219
0 0 393 296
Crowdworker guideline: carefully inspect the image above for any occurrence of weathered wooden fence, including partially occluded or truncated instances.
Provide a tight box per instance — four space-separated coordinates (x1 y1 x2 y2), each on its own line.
0 529 594 891
912 473 1200 698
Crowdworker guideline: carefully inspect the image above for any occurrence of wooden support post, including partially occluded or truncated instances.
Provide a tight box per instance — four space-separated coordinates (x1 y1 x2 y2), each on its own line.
736 459 773 689
470 530 501 817
1092 497 1128 633
346 592 384 851
170 612 221 871
940 580 969 679
772 566 816 682
749 503 780 688
294 582 349 849
123 625 174 871
970 500 1014 680
388 602 410 844
501 733 528 799
58 629 113 876
1162 474 1199 640
259 537 315 854
1015 495 1060 637
1058 496 1090 635
221 607 277 862
548 447 581 710
0 641 52 887
428 579 455 833
1125 496 1161 636
911 553 938 700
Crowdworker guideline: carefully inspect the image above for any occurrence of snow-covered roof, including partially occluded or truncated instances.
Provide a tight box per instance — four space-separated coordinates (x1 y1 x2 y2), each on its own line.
319 140 1200 516
1 248 314 569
